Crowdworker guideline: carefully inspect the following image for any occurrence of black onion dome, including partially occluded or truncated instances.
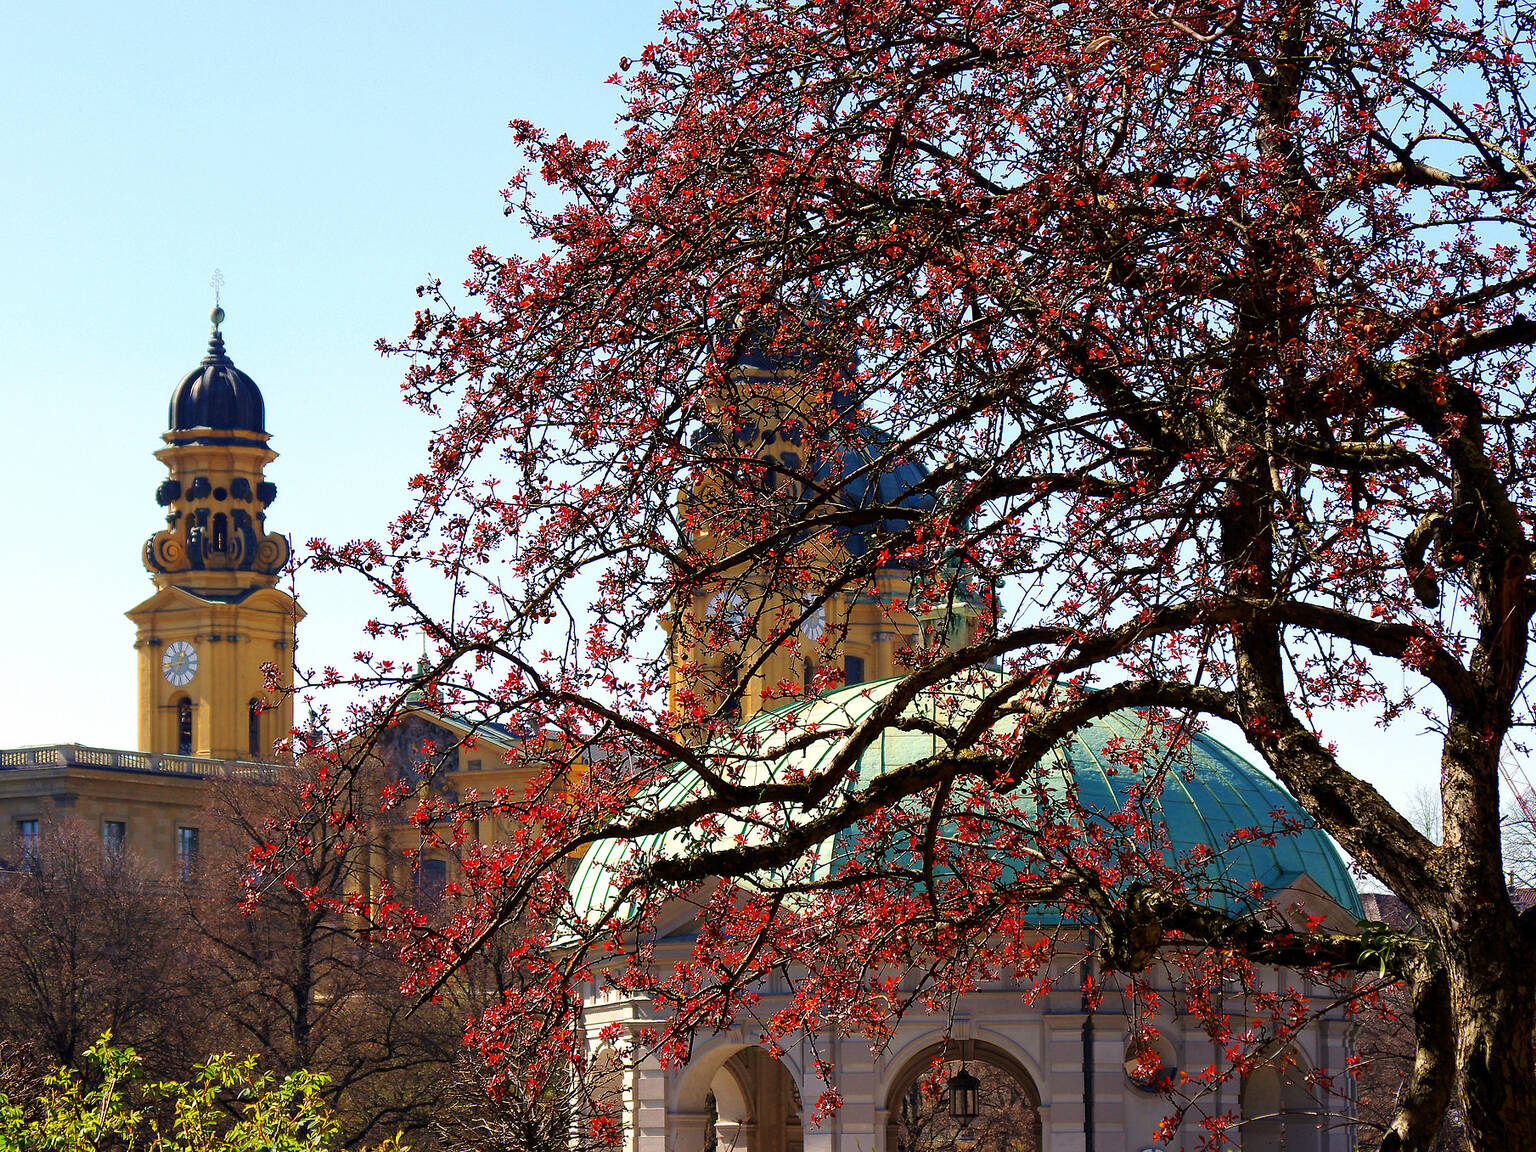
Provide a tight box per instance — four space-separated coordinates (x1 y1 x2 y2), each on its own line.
167 309 265 433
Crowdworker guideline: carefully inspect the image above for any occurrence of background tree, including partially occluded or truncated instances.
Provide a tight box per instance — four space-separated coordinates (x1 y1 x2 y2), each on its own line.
0 1036 406 1152
0 821 195 1076
184 763 465 1149
310 0 1536 1148
0 783 505 1148
430 1055 580 1152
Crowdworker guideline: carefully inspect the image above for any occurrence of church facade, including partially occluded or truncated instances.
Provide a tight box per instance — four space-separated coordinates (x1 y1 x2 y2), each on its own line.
569 679 1363 1152
566 341 1364 1152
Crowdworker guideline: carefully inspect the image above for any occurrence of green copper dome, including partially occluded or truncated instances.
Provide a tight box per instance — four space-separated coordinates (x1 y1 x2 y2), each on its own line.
569 676 1363 927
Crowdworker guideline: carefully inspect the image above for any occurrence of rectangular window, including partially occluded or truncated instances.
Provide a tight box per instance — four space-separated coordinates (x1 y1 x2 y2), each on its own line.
103 821 126 860
176 826 199 880
417 857 449 908
249 701 263 758
467 758 482 772
17 819 39 868
844 655 866 687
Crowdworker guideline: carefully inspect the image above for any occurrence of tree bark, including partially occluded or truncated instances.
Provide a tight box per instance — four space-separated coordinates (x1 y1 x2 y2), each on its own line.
1379 961 1452 1152
1442 923 1536 1149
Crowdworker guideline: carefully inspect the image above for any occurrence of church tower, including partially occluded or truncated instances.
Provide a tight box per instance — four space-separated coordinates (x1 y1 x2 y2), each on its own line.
126 309 303 759
666 332 981 728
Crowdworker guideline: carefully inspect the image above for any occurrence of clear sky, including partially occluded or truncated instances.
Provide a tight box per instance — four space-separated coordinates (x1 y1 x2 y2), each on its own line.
0 0 1453 826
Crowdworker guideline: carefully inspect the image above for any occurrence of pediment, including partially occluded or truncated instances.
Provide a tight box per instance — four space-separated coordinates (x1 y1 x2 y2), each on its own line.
1272 870 1360 934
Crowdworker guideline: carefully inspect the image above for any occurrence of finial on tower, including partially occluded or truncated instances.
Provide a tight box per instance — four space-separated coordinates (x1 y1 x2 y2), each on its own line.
210 269 226 334
206 269 230 361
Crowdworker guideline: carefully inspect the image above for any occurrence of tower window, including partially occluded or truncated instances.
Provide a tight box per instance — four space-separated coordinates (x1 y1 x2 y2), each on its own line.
212 513 228 552
721 656 741 720
844 655 866 687
248 699 263 758
176 826 199 880
176 698 194 756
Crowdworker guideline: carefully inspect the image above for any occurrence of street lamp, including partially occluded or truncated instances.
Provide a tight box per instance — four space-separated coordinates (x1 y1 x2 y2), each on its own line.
948 1066 980 1121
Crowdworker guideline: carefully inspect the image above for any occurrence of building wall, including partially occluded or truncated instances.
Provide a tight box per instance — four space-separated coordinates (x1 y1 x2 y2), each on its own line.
0 754 220 873
0 711 536 887
585 945 1353 1152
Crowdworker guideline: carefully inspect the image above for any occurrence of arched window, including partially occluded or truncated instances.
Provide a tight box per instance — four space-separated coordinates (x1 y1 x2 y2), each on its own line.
212 512 228 552
176 698 193 755
248 699 263 757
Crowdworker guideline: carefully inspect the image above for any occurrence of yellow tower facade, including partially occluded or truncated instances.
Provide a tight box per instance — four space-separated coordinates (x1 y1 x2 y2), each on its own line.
126 309 303 759
666 339 980 727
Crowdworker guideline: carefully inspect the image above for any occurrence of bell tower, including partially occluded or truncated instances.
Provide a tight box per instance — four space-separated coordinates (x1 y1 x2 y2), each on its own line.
126 308 303 759
665 329 977 728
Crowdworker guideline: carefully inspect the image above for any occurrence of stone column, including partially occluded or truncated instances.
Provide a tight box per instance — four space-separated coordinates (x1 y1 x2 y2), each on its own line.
1045 1019 1088 1152
669 1112 714 1152
1318 1016 1356 1152
630 1041 672 1152
715 1120 758 1152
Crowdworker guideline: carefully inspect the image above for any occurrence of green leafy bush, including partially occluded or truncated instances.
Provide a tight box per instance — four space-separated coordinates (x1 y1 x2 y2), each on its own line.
0 1036 406 1151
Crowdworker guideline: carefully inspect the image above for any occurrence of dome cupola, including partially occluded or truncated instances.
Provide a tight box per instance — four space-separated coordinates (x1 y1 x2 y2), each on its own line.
570 675 1364 930
167 308 265 434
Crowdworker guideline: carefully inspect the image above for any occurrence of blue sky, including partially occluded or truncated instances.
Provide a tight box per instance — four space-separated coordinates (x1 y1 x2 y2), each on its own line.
0 0 1445 826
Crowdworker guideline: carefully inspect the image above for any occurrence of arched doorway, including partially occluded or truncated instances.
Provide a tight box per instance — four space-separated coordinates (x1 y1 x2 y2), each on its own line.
671 1044 805 1152
886 1042 1041 1152
1240 1048 1322 1152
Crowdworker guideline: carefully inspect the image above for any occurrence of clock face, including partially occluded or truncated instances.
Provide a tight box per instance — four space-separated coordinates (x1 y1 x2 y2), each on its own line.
801 603 826 642
709 590 749 631
161 640 199 686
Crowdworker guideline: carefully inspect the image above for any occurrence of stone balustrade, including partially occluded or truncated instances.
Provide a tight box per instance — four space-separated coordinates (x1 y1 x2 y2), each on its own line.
0 743 277 782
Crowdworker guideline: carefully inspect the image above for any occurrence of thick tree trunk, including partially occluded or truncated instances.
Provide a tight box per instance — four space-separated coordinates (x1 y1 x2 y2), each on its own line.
1438 663 1535 1149
1378 963 1452 1152
1446 939 1536 1151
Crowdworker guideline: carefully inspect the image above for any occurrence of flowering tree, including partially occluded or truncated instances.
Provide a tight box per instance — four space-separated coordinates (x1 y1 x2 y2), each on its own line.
312 0 1536 1148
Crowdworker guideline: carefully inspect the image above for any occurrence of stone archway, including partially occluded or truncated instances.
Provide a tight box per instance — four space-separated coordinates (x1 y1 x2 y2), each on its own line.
672 1044 805 1152
886 1042 1042 1152
714 1048 804 1152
